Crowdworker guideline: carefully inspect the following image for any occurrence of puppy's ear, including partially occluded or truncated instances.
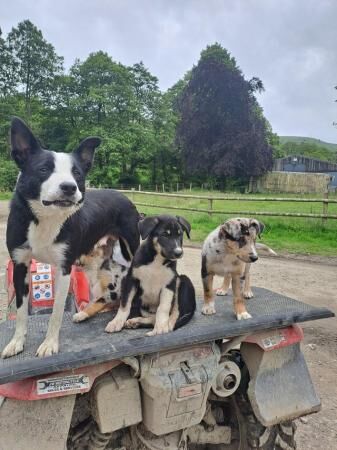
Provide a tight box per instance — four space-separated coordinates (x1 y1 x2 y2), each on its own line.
219 219 241 240
10 117 41 169
251 219 265 238
138 216 159 240
176 216 191 239
73 137 101 173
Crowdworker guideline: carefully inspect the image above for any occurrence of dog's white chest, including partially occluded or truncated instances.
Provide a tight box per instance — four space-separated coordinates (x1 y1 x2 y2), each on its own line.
133 260 174 306
26 218 67 266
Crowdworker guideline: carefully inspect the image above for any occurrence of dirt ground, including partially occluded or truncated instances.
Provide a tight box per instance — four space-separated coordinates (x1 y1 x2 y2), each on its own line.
0 201 336 449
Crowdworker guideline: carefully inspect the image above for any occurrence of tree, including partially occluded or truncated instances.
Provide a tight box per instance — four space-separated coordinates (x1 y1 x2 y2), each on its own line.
0 27 17 96
6 20 63 116
176 43 273 180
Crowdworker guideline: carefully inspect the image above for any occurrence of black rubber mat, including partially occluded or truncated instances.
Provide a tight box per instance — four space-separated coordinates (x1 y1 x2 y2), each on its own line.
0 288 334 384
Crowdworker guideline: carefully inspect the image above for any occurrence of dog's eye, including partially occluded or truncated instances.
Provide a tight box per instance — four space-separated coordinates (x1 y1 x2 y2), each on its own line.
73 169 81 177
39 167 48 174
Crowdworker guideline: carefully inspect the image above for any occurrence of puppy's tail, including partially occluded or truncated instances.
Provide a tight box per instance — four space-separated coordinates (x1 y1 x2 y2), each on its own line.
174 275 196 330
255 242 277 256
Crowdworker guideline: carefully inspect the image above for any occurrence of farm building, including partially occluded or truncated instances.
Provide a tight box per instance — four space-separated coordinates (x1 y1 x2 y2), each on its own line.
273 155 337 189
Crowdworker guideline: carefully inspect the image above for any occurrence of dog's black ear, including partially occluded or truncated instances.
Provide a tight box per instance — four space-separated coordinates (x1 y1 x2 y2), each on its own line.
73 137 101 173
251 219 265 238
176 216 191 239
138 216 159 240
10 117 41 169
219 219 241 240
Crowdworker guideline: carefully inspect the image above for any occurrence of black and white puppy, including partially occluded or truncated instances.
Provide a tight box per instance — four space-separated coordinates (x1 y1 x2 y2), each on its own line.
105 215 196 336
2 117 140 358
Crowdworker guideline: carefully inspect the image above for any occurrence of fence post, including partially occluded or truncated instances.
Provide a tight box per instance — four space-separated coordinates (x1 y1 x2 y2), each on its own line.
162 183 165 192
176 183 179 192
322 191 329 225
208 198 213 217
138 184 141 191
131 187 135 202
190 183 192 192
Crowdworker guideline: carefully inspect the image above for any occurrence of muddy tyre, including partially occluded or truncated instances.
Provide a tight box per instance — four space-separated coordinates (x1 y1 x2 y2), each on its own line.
232 389 297 450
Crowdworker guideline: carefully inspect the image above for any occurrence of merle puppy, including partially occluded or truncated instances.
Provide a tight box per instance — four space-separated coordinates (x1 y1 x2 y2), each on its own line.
105 215 196 336
2 117 140 358
201 218 264 320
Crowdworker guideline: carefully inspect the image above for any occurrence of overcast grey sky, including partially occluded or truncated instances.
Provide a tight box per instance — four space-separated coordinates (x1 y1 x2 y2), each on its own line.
1 0 337 143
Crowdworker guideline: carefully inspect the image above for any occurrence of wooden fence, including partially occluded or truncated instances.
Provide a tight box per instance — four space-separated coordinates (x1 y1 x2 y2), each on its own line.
118 190 337 223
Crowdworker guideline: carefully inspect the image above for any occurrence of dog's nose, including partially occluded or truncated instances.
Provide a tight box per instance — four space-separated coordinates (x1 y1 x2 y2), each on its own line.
249 254 258 262
174 247 183 258
60 182 77 196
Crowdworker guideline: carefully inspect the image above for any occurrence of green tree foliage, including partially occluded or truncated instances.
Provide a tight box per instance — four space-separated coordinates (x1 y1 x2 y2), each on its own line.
0 24 278 191
5 20 63 116
176 43 273 180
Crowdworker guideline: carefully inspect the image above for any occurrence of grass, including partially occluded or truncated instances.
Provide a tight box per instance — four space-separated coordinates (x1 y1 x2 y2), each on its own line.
125 190 337 257
0 192 12 200
0 189 336 256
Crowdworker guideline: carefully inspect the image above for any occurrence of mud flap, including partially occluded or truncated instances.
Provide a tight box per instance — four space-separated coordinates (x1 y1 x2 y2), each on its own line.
0 394 75 450
241 342 321 426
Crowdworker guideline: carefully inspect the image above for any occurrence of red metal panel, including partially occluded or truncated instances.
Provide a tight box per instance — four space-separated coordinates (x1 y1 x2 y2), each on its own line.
244 325 304 351
0 360 121 400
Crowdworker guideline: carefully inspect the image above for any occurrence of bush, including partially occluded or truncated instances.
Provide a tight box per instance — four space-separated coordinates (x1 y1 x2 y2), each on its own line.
0 159 18 191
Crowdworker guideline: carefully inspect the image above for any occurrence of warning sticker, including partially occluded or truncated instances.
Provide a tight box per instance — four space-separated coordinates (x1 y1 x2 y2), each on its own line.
32 282 53 300
37 374 90 395
262 334 285 349
32 264 53 301
36 263 52 274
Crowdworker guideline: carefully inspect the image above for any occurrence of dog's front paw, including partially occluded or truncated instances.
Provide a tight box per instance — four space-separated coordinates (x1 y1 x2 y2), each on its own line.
146 322 170 336
36 338 59 357
237 311 252 320
105 317 125 333
72 311 89 323
1 336 25 358
202 302 216 315
243 290 254 299
216 288 228 296
125 318 140 329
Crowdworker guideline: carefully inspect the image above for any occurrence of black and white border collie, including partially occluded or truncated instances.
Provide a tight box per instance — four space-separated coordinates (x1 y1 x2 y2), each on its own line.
1 117 140 358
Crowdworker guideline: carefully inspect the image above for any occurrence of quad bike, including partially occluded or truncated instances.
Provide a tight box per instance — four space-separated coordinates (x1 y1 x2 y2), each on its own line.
0 260 334 450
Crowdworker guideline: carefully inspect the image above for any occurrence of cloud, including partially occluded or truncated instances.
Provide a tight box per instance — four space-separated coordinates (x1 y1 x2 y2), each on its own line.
1 0 336 142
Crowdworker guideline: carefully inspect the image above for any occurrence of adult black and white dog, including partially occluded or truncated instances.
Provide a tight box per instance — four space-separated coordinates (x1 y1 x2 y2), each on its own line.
1 117 140 358
105 215 196 335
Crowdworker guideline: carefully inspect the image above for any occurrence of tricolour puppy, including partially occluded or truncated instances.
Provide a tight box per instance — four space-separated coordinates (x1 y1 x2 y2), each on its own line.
201 218 265 320
2 118 140 358
105 215 196 335
73 237 129 322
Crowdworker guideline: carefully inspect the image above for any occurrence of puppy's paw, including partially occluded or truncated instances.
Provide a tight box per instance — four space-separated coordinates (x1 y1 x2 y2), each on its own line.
72 311 89 323
1 336 25 358
125 318 140 329
216 288 228 296
202 302 216 315
243 290 254 299
237 311 252 320
146 322 170 336
36 338 59 357
105 317 125 333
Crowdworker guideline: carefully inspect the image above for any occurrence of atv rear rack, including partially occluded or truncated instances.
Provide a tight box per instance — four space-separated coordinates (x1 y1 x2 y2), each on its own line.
0 288 334 384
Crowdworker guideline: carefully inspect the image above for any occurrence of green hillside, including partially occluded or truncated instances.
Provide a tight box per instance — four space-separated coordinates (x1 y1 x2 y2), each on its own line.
280 136 337 152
